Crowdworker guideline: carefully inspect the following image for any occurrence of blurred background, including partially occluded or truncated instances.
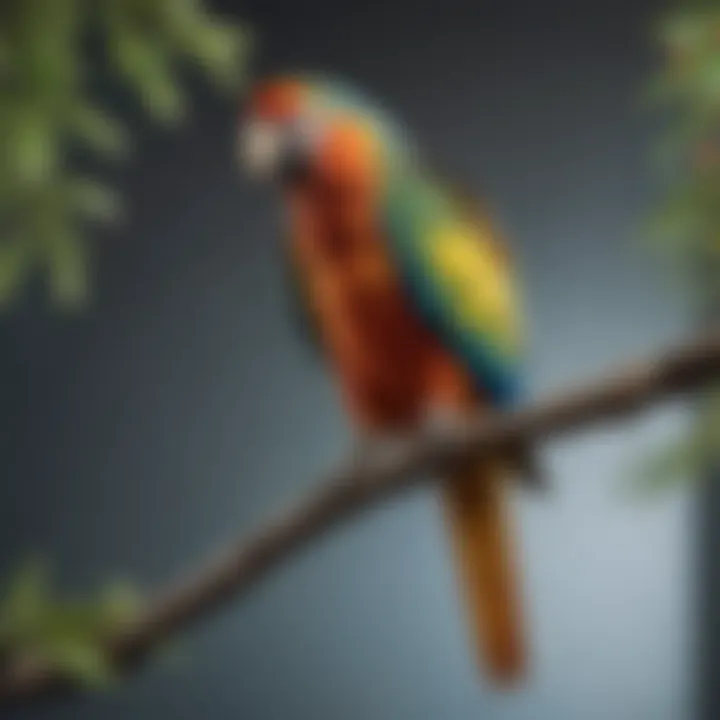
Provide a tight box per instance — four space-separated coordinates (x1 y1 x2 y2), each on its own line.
1 0 718 718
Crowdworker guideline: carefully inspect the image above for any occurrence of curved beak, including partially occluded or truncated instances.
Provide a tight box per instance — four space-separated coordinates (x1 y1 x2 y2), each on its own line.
237 119 283 180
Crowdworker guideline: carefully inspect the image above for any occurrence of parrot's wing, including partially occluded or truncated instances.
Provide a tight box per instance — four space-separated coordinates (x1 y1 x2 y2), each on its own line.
281 248 325 361
382 173 524 407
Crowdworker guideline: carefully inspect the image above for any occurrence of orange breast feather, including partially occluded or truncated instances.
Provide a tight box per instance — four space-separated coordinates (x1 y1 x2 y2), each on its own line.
290 187 473 430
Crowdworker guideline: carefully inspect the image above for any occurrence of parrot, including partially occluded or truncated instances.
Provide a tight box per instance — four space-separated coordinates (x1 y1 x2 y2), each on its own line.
237 73 538 683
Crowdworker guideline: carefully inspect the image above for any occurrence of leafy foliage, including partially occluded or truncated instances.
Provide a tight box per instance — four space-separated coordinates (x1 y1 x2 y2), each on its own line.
0 2 251 686
0 0 251 309
651 6 720 294
639 5 720 493
0 560 141 687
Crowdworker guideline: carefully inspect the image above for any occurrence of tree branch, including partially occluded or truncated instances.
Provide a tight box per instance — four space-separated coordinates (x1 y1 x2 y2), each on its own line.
2 332 720 706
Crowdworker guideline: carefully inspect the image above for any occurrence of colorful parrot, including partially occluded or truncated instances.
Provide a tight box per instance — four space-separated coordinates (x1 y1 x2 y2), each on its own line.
238 74 538 683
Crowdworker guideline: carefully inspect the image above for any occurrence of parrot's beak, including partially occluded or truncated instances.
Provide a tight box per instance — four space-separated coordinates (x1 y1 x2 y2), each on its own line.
238 119 283 180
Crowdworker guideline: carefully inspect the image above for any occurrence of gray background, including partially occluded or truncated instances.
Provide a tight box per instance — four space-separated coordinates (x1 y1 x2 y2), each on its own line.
0 0 696 718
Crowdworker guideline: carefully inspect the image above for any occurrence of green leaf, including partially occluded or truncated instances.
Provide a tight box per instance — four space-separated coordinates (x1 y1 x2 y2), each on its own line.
45 638 115 688
0 559 50 642
625 436 703 501
66 178 122 223
9 115 59 187
45 228 90 308
0 559 144 689
696 54 720 102
109 31 185 124
98 581 142 627
0 0 252 310
70 103 128 158
625 388 720 500
0 238 32 309
657 12 709 52
178 20 253 89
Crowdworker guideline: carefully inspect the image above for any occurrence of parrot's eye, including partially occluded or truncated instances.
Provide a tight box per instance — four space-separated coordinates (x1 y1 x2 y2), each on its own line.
278 114 324 183
290 114 323 152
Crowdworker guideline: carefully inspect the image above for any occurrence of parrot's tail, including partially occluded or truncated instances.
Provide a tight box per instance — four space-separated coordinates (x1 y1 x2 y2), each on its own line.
442 458 525 683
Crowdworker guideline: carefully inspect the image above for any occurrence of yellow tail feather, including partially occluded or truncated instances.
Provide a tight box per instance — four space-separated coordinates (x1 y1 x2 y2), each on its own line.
442 459 525 683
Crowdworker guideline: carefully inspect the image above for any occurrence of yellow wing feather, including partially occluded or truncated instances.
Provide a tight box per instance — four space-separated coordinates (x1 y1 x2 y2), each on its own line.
428 219 522 360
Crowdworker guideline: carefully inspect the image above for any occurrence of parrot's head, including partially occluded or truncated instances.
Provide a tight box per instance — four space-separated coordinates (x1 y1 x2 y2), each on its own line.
238 74 409 187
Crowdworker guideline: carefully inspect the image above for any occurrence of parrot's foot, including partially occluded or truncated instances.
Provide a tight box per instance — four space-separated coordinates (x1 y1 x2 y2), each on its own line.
421 407 477 475
424 407 549 492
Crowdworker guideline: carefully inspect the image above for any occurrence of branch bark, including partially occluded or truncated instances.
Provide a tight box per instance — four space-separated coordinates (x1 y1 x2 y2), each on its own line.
2 332 720 706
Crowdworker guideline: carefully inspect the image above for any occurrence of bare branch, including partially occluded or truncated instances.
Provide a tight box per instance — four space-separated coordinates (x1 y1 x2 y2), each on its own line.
2 332 720 706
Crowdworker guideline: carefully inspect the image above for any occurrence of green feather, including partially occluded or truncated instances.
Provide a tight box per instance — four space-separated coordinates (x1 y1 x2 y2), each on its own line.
382 169 524 406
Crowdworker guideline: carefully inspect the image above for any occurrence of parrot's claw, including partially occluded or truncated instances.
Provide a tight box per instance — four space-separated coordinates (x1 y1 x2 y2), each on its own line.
424 407 549 493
